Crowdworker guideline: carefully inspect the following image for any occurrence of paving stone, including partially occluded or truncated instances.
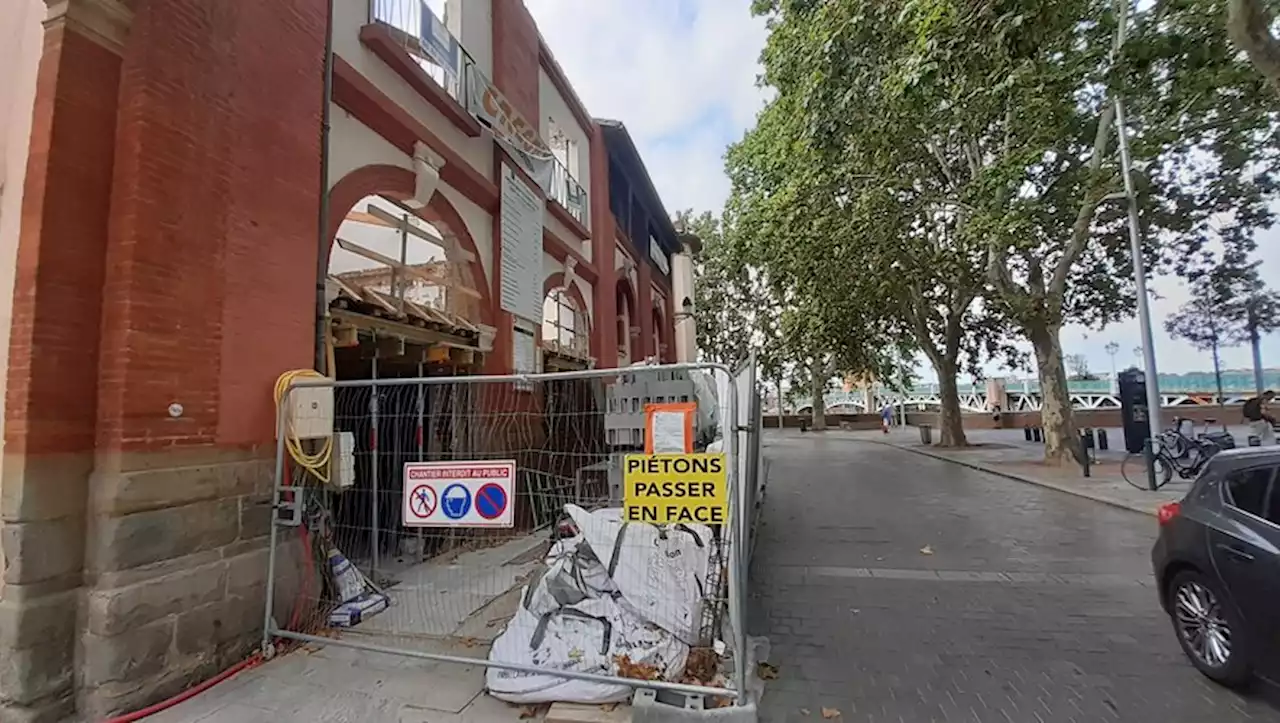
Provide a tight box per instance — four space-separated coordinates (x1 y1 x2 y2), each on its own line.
749 435 1280 723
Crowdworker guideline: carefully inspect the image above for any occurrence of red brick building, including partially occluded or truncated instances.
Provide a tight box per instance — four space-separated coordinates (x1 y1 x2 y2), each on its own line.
0 0 688 718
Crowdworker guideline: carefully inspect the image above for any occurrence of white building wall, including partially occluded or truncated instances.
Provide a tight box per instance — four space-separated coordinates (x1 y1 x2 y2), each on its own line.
0 1 45 498
334 0 493 180
446 0 493 80
538 69 591 217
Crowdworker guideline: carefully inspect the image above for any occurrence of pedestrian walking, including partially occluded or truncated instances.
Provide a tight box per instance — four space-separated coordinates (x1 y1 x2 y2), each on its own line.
1243 390 1277 445
881 403 893 434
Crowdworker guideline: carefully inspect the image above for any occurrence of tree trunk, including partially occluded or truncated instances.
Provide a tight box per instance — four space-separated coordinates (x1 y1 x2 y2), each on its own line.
1228 0 1280 97
809 358 827 431
1028 321 1082 465
933 359 968 447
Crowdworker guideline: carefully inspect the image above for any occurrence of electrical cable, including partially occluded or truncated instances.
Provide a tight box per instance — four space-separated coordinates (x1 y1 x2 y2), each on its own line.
274 369 333 483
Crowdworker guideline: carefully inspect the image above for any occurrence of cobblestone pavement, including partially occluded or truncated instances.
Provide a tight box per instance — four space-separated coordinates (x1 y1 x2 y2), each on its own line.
749 433 1280 723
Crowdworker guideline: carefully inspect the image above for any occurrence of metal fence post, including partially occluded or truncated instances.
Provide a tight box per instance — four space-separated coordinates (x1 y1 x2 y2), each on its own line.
370 356 381 578
261 396 290 654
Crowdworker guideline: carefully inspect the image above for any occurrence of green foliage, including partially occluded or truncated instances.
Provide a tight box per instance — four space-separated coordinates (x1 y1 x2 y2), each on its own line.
1169 252 1280 351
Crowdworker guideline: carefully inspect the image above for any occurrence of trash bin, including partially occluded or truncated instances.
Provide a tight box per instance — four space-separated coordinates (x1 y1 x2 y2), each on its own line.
919 425 932 445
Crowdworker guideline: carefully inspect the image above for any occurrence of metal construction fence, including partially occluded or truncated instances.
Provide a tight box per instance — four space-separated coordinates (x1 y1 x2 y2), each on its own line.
260 362 765 707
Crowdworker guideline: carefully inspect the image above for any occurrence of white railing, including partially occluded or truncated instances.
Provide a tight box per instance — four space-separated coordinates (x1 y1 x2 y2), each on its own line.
369 0 471 107
550 157 588 225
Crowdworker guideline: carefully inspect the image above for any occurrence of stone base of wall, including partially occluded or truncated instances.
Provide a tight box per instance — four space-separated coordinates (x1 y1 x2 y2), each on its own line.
0 447 289 721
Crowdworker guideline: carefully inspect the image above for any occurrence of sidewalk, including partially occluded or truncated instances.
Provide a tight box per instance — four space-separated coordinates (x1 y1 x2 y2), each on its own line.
827 427 1189 517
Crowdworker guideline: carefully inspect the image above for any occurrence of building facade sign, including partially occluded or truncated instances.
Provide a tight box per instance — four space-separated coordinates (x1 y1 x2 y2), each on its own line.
467 68 555 192
499 165 543 323
649 235 670 276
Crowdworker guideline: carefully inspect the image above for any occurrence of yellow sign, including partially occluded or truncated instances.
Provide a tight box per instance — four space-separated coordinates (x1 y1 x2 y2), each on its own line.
623 453 729 525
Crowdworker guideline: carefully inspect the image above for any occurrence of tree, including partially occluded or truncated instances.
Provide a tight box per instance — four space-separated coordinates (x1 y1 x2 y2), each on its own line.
1175 252 1280 397
1227 0 1280 96
678 209 759 367
1065 354 1097 381
882 0 1279 463
726 0 1015 446
1165 282 1233 409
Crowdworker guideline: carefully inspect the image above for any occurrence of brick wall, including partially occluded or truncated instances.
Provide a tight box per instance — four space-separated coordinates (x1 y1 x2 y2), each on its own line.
490 0 539 126
99 0 323 452
76 0 327 715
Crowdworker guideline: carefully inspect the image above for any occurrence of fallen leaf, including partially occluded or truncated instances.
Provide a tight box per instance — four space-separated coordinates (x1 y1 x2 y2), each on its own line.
821 707 842 719
459 636 481 648
614 654 662 681
757 662 780 680
601 703 619 712
518 703 547 719
919 545 934 556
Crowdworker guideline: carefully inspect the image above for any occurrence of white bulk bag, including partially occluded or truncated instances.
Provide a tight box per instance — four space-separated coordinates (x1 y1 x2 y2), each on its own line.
486 596 688 704
564 505 711 644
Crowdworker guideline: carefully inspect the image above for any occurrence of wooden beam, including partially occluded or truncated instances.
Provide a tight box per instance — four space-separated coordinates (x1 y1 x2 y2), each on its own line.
330 308 480 350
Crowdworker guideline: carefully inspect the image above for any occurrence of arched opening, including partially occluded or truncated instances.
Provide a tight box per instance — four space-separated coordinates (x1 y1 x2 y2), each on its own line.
651 299 667 363
615 277 637 366
318 165 494 572
541 284 590 369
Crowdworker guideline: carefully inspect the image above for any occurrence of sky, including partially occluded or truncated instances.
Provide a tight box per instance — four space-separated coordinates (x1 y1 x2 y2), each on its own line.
521 0 1280 382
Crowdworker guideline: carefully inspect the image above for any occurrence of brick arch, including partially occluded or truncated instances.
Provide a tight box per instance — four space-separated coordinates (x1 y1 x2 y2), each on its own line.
325 163 492 323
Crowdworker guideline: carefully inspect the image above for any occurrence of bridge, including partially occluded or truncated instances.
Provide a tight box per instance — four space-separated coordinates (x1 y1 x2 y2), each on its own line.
780 370 1279 414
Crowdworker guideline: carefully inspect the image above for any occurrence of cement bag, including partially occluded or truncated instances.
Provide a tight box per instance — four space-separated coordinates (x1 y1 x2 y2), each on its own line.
486 597 688 704
522 540 618 617
565 505 711 644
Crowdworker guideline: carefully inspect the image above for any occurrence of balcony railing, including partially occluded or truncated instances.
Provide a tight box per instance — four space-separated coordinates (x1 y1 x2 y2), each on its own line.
370 0 472 108
550 157 588 226
369 0 588 227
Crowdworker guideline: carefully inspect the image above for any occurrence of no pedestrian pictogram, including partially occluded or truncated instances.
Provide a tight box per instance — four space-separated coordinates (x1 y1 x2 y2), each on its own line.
408 484 437 520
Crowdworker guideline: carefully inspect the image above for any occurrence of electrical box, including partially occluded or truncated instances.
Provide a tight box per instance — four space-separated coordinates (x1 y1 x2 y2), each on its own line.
329 431 356 490
288 385 334 440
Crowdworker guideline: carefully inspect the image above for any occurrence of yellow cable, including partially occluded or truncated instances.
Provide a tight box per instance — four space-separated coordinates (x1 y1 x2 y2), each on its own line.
275 369 333 484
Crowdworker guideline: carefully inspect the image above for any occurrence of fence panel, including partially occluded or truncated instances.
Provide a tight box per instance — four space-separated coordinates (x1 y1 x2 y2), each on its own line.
262 364 748 705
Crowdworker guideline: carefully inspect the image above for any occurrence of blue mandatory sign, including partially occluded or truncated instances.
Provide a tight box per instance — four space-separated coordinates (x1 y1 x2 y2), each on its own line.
441 483 472 520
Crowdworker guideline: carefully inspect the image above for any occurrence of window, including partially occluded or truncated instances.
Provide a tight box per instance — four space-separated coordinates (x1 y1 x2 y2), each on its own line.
1224 466 1275 519
542 288 586 356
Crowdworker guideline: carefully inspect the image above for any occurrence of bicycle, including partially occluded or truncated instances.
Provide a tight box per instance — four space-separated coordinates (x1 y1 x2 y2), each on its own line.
1121 417 1235 490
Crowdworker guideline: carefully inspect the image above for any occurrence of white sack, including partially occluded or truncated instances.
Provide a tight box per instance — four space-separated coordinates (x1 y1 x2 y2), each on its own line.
564 505 711 645
486 596 688 704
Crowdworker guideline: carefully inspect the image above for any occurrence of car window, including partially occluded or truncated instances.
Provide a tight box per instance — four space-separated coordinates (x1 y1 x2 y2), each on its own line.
1224 466 1275 519
1267 479 1280 526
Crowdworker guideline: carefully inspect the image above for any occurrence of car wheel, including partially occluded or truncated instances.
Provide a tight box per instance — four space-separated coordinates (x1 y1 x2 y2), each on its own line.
1168 570 1252 688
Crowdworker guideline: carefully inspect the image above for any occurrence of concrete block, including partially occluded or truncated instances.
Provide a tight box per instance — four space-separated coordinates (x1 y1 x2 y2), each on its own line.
85 558 227 636
0 636 73 706
0 590 76 650
0 516 85 585
239 497 274 540
174 595 262 658
90 452 274 516
0 694 76 723
546 702 632 722
631 690 756 723
81 618 174 687
0 453 92 523
225 542 270 595
91 497 239 572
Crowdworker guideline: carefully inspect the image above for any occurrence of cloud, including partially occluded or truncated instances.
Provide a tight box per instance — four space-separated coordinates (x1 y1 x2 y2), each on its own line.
524 0 768 213
523 0 1280 380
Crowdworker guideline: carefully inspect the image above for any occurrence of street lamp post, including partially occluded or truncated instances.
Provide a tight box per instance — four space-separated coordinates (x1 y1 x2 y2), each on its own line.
1114 0 1162 490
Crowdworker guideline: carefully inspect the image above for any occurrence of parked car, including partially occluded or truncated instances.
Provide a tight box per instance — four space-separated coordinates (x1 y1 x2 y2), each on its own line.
1151 446 1280 688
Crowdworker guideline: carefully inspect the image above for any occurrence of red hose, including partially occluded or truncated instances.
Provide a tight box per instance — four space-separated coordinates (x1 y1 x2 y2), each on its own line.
103 654 263 722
